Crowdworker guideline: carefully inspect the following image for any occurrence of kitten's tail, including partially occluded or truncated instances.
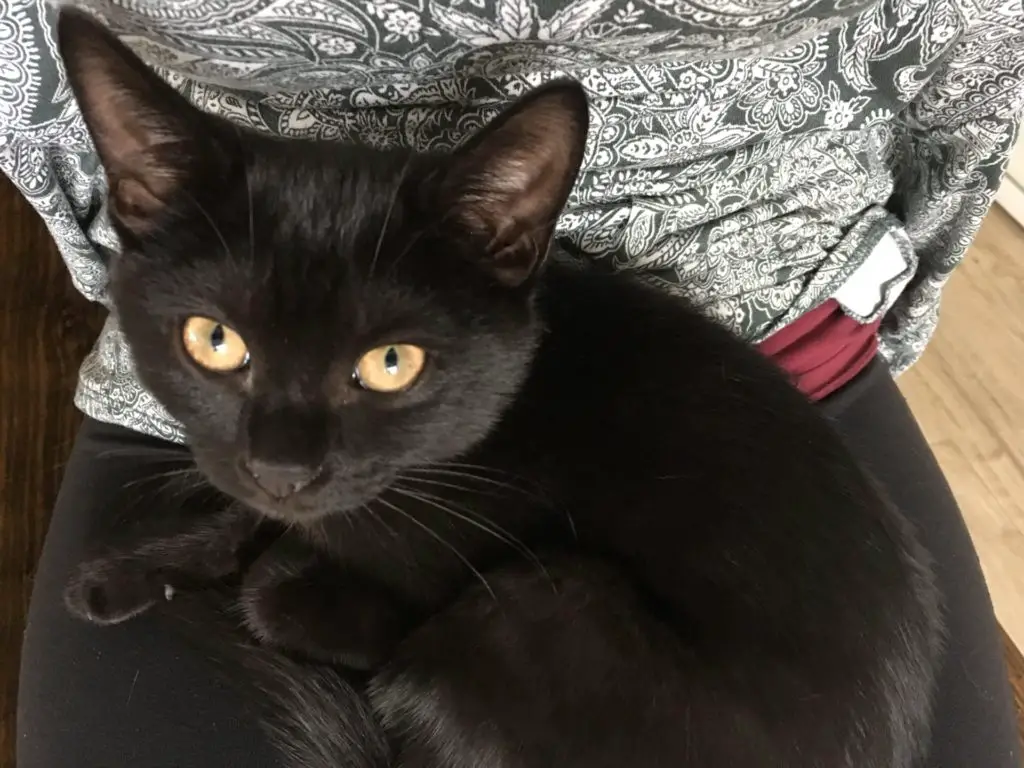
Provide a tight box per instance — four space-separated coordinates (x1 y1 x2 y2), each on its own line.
160 587 390 768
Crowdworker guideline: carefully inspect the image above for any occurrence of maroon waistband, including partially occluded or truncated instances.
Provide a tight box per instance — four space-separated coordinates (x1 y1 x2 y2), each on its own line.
756 299 881 401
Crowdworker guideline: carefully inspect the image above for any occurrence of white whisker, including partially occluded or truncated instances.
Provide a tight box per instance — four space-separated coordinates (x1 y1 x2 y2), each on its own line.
374 496 495 599
366 156 411 288
183 190 235 263
393 484 549 580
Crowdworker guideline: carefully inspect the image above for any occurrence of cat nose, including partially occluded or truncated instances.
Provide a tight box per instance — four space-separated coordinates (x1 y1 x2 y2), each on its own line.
243 458 321 499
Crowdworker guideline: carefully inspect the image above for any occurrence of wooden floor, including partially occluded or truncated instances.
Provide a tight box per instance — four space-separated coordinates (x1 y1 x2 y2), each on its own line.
0 176 104 765
0 175 1023 764
900 207 1024 653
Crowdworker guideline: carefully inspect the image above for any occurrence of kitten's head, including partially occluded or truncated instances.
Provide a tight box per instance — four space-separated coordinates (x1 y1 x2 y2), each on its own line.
58 9 589 523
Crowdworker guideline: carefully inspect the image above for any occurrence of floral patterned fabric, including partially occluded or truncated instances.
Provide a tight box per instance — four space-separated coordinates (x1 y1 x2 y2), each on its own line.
1 0 1023 443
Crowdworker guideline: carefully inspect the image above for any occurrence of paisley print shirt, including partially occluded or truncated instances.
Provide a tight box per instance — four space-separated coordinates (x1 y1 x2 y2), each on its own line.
1 0 1023 443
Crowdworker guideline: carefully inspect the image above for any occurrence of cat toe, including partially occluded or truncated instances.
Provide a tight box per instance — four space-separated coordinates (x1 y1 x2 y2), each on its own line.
64 560 160 625
240 577 316 650
240 576 387 670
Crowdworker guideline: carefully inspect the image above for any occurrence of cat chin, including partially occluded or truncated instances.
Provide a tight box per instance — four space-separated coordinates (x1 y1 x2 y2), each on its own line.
241 498 338 526
229 484 377 525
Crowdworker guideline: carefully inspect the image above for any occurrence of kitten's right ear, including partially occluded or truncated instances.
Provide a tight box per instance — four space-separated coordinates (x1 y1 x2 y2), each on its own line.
58 8 220 234
441 81 589 287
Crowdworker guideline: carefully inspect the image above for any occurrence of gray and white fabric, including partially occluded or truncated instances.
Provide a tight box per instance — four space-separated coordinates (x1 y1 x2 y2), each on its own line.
2 0 1023 443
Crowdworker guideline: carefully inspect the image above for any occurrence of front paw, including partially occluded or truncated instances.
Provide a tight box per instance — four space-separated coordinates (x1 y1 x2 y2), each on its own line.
241 563 406 671
64 557 168 625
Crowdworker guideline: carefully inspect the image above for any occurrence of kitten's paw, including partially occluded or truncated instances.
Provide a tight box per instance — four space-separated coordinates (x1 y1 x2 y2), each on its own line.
241 567 404 671
64 558 165 625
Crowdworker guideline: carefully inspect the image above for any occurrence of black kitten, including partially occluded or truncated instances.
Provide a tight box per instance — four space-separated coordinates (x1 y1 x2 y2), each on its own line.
59 9 942 768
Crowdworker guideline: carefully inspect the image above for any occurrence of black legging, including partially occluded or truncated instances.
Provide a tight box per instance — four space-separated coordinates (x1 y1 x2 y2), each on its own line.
16 359 1022 766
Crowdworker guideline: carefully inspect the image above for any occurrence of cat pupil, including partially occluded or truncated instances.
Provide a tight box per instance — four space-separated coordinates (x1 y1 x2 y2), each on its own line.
384 347 399 375
210 324 225 351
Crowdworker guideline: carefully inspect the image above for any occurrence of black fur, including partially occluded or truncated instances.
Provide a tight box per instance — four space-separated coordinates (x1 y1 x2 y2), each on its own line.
59 8 943 767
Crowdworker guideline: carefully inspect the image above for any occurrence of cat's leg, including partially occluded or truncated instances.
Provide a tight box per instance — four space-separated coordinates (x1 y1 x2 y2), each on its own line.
369 556 700 768
65 506 263 624
240 536 411 671
368 555 925 768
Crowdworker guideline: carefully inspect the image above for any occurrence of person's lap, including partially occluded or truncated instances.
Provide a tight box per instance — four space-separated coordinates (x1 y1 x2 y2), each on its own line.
16 359 1021 766
823 359 1020 766
15 421 282 766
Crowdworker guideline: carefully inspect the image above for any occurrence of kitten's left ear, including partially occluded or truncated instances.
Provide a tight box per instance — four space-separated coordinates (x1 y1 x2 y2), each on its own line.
443 81 589 287
58 8 228 235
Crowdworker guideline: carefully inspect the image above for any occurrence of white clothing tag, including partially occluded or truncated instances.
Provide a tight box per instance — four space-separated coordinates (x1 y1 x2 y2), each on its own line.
833 231 913 320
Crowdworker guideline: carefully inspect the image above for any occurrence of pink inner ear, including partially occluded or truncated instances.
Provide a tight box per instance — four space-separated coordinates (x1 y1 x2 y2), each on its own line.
95 98 180 169
488 236 544 285
459 96 585 239
111 175 169 230
84 72 186 204
62 20 193 221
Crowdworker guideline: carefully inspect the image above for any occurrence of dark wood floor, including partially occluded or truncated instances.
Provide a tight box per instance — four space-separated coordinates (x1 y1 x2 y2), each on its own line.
0 175 104 765
1 173 1023 765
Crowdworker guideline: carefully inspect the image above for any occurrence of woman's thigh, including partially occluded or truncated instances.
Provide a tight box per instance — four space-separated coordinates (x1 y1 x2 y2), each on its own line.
22 365 1018 766
16 417 281 767
822 359 1021 767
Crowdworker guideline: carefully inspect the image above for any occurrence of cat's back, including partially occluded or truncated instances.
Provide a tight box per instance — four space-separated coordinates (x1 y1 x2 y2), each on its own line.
530 261 825 445
525 260 898 548
474 261 942 768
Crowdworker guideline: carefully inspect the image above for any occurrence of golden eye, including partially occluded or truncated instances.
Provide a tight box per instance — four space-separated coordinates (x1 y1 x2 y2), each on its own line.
354 344 426 393
181 316 250 372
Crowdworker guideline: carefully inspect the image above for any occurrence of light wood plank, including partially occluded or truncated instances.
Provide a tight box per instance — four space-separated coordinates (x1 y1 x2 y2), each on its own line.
900 205 1024 650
